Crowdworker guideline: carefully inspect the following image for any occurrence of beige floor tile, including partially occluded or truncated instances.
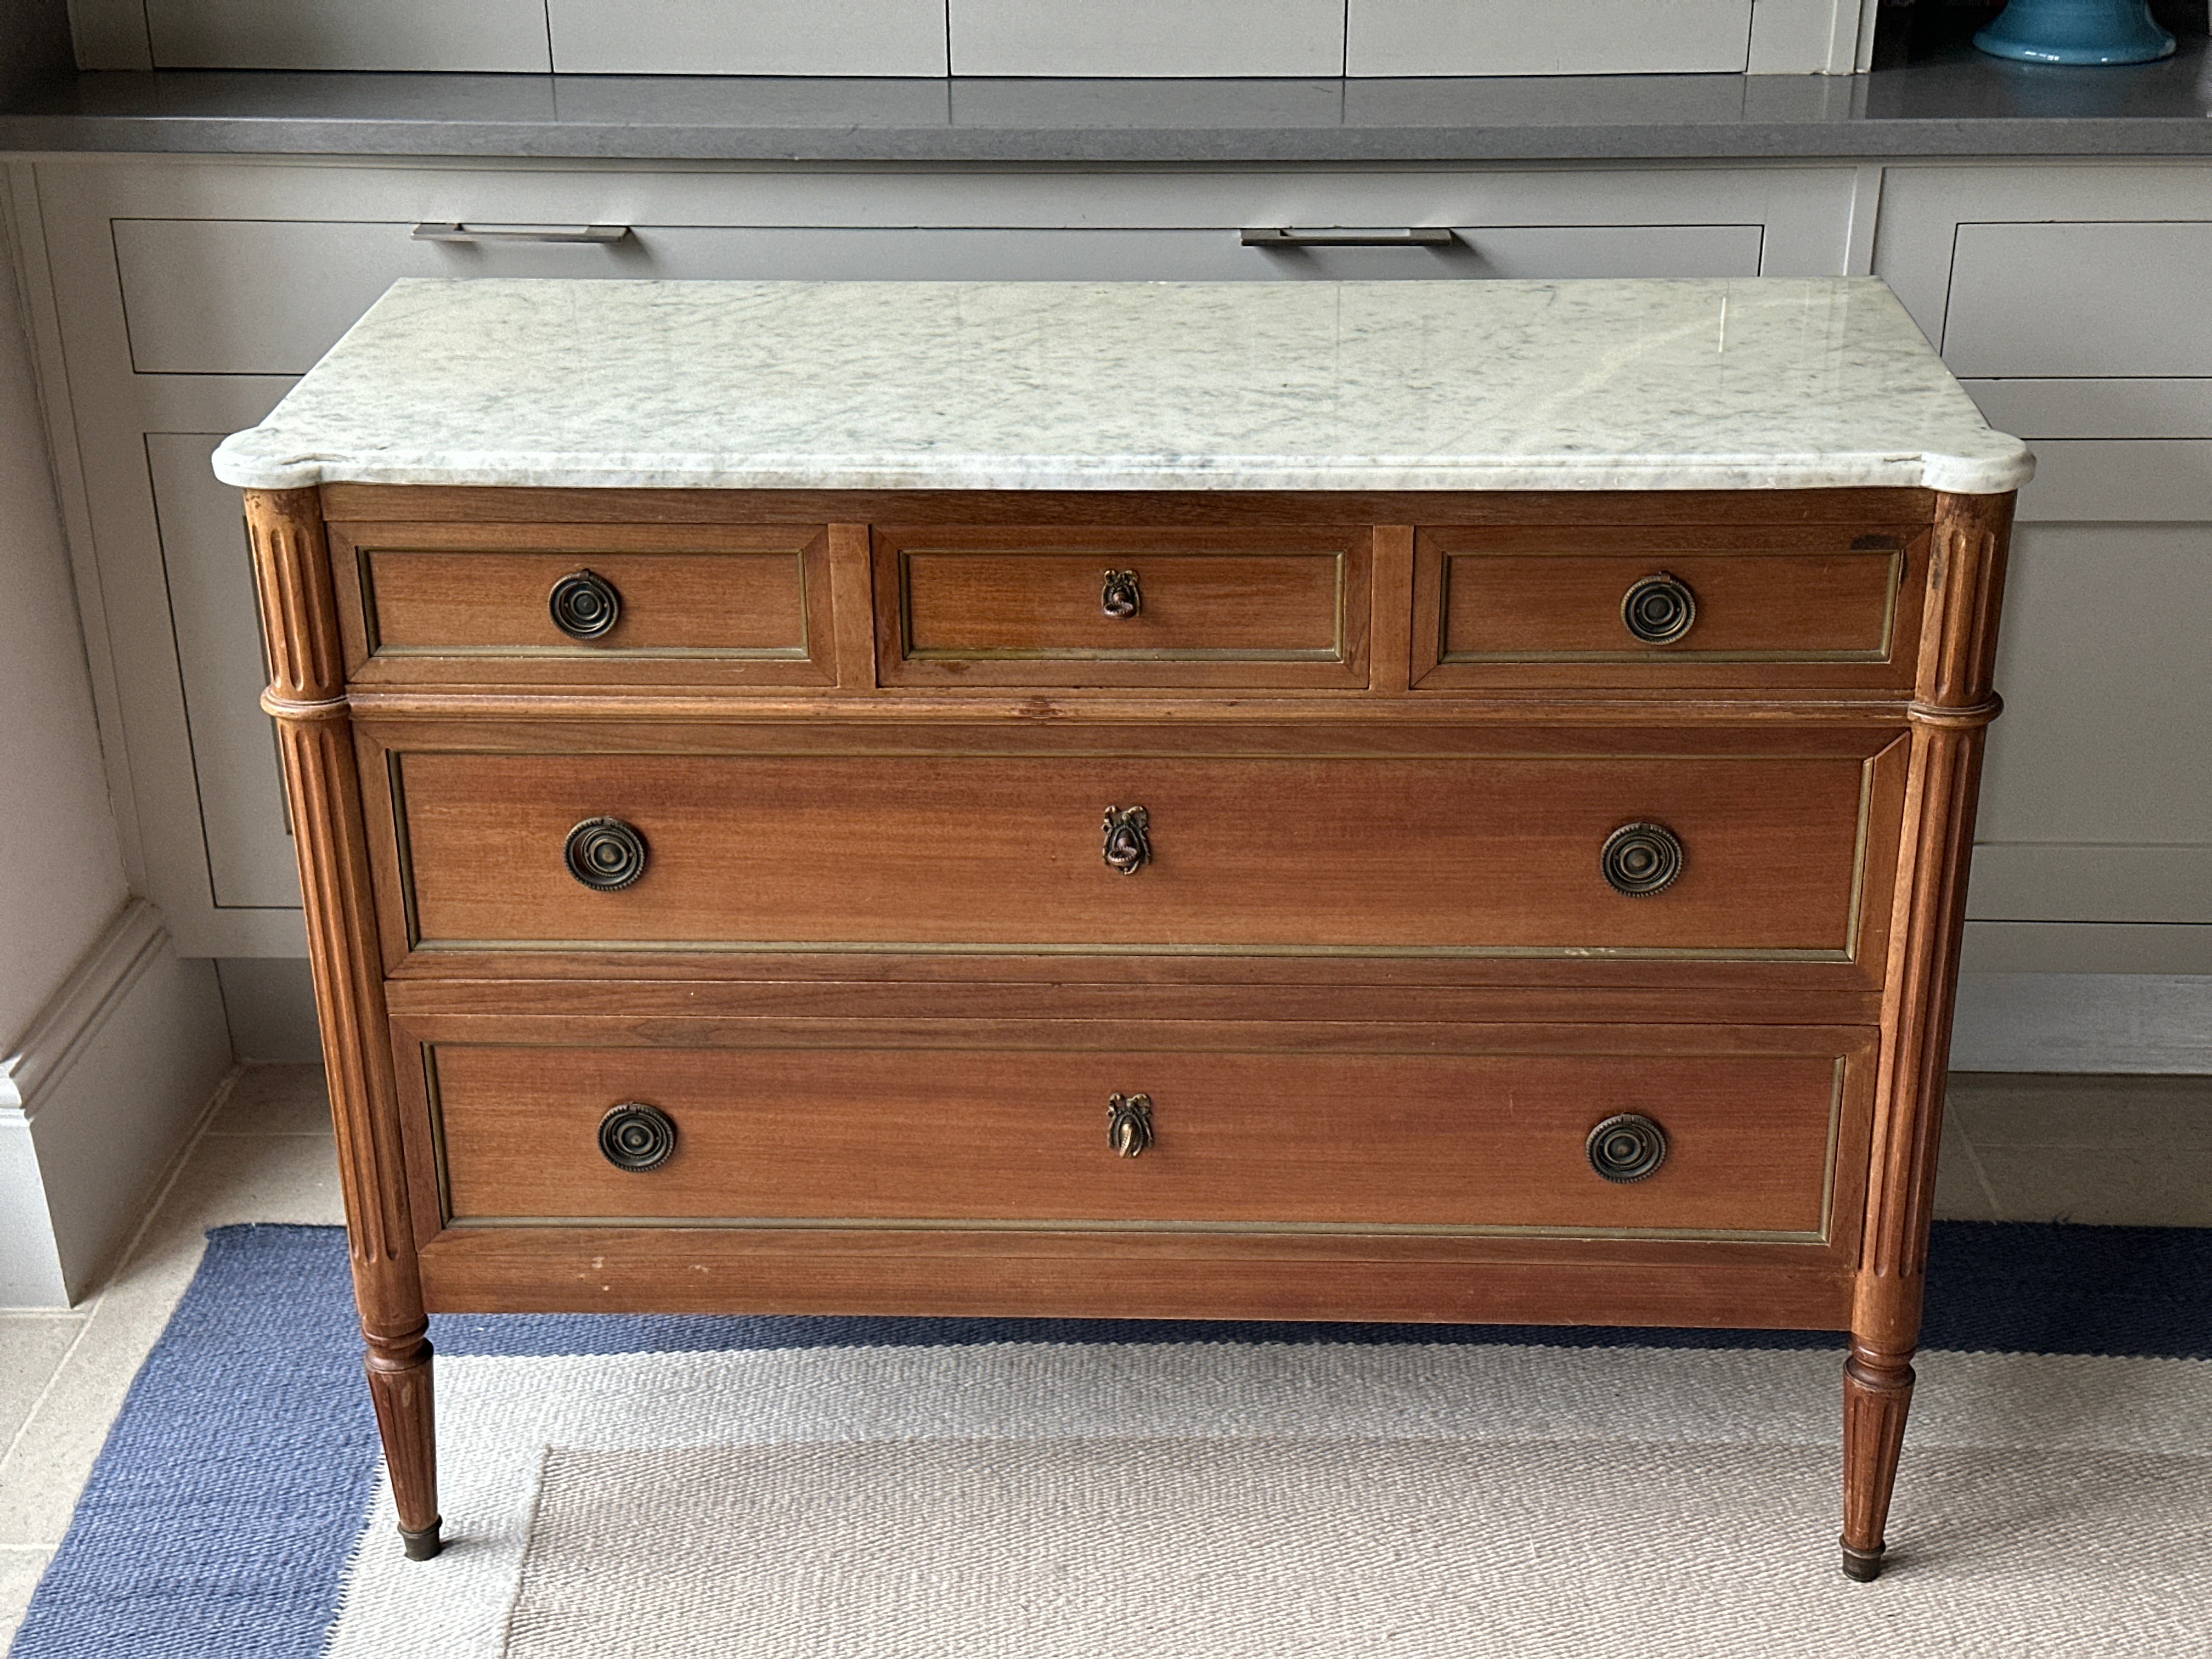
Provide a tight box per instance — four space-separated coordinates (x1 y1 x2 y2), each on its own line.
1931 1117 1999 1222
207 1063 333 1137
0 1133 341 1547
0 1316 84 1454
1973 1144 2212 1228
1946 1072 2212 1148
0 1545 54 1649
155 1129 344 1229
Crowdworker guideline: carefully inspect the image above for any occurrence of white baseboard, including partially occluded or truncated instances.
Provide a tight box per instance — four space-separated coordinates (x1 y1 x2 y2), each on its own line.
1951 972 2212 1075
0 899 232 1306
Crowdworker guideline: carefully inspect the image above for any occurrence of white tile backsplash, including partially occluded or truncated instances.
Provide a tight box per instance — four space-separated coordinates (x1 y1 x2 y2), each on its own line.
145 0 552 71
950 0 1347 78
1347 0 1753 76
549 0 949 76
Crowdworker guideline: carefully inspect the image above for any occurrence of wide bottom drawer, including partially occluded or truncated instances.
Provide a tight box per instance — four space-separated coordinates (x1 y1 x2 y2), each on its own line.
419 1036 1858 1241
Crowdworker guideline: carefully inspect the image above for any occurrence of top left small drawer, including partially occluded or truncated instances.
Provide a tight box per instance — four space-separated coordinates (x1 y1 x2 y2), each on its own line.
326 519 834 689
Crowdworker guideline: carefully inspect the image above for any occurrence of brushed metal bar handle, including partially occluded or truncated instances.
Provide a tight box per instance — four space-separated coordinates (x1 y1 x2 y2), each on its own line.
1240 227 1457 247
412 223 633 244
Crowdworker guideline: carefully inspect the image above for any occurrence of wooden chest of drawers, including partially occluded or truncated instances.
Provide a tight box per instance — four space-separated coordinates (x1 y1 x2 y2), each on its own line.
220 278 2030 1583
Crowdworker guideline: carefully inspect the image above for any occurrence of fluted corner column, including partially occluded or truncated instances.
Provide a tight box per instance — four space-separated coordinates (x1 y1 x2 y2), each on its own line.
245 487 441 1561
1842 488 2016 1581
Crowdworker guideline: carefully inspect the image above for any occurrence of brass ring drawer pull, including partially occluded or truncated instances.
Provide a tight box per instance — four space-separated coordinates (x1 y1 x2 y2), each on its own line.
1621 571 1696 645
1601 821 1683 897
1101 568 1142 618
599 1102 678 1171
1102 805 1152 874
549 568 622 639
566 816 649 891
1587 1113 1668 1183
1108 1092 1155 1157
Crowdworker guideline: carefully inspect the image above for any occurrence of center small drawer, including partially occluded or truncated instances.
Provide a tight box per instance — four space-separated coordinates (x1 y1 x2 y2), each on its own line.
379 740 1899 962
327 520 834 688
875 526 1371 689
420 1039 1850 1239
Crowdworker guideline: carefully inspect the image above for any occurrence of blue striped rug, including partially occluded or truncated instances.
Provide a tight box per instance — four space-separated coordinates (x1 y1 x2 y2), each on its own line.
10 1222 2210 1659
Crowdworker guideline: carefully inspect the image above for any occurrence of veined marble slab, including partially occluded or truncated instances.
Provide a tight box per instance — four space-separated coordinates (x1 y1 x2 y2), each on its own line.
211 278 2032 495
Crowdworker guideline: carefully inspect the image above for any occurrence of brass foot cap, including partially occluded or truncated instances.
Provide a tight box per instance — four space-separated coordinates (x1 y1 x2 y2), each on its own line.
1839 1538 1884 1582
400 1519 443 1562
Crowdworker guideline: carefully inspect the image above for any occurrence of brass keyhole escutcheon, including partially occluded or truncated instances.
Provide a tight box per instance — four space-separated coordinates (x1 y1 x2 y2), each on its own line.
1102 805 1152 874
1102 569 1142 618
1108 1092 1155 1158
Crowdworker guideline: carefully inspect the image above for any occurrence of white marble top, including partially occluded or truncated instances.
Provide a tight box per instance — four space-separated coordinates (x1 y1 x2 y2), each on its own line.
212 277 2032 495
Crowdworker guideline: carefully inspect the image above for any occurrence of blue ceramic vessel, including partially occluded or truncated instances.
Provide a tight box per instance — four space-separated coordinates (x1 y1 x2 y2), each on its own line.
1974 0 2176 63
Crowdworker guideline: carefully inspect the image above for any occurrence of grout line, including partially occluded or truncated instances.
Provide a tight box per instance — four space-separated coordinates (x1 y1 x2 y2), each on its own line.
1951 1131 2006 1220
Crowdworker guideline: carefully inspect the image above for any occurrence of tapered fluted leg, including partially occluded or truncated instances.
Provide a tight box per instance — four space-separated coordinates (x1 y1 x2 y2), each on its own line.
368 1329 441 1559
1843 489 2015 1583
248 487 441 1564
1841 1339 1916 1580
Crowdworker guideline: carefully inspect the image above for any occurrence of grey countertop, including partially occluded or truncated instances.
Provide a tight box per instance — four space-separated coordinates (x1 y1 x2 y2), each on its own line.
2 43 2209 162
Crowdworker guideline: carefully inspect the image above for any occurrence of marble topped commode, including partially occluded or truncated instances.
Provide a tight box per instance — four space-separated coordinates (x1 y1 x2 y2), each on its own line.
211 276 2031 495
219 273 2026 1585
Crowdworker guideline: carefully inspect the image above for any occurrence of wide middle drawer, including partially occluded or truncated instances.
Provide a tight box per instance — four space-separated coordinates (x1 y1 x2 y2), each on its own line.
379 743 1900 959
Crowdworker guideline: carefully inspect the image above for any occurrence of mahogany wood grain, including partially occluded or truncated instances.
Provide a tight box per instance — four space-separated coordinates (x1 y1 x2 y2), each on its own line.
241 475 2010 1577
378 973 1889 1028
825 523 877 692
386 1010 1878 1272
1414 523 1928 693
387 749 1878 957
1842 488 2015 1581
246 487 441 1559
319 483 1934 529
414 1231 1855 1329
1370 525 1416 695
326 521 833 689
349 687 1926 725
428 1044 1843 1235
875 525 1370 689
359 715 1912 759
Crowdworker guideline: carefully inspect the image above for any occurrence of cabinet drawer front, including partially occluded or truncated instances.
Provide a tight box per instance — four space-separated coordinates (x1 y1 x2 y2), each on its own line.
390 748 1887 958
330 521 833 686
878 528 1369 688
116 219 1765 379
1413 524 1923 691
427 1042 1844 1238
1944 221 2212 379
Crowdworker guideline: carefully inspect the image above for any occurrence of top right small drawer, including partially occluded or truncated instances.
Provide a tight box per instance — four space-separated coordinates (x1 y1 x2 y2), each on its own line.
1412 521 1928 693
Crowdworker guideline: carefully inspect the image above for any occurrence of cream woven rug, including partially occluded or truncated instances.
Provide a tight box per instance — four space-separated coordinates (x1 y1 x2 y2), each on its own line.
321 1342 2212 1657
